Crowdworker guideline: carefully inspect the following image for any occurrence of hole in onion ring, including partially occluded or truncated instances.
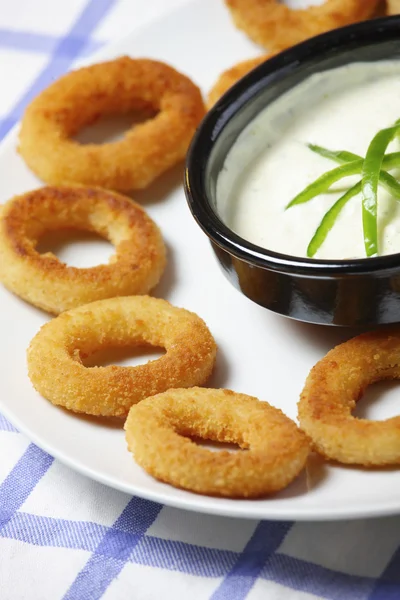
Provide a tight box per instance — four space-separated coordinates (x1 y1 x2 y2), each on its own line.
283 0 324 8
36 229 114 268
186 436 244 453
353 381 400 421
74 107 158 145
81 345 165 368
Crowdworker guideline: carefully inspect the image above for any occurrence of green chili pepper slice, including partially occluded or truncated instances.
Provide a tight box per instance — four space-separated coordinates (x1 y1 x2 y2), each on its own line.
307 143 359 163
308 143 400 199
286 152 400 210
362 121 400 256
307 182 361 258
285 160 363 209
304 144 400 257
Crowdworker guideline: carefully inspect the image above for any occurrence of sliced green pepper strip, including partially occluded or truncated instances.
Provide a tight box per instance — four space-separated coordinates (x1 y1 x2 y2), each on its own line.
362 122 400 256
308 143 400 199
286 152 400 210
285 160 362 209
307 182 361 257
307 143 359 163
381 153 400 169
305 144 400 257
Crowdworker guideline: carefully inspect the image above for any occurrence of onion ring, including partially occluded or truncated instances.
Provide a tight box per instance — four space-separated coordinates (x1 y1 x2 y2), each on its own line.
387 0 400 14
224 0 380 50
125 387 310 498
27 296 217 418
207 54 272 107
298 329 400 466
18 56 205 191
0 185 166 314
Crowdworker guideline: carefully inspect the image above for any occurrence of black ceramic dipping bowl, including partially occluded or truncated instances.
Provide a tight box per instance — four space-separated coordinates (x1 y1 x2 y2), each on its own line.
184 16 400 327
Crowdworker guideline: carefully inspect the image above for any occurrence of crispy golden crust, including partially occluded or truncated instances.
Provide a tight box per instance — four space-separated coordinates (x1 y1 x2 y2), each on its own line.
207 55 272 108
225 0 380 50
387 0 400 14
19 56 205 191
298 329 400 466
0 186 166 314
125 387 310 498
27 296 217 417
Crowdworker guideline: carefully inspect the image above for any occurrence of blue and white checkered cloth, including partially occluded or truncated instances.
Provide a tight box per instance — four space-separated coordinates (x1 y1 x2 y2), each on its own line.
1 1 400 598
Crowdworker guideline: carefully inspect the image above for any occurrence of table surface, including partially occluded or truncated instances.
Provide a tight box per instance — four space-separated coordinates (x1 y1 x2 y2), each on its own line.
1 1 400 599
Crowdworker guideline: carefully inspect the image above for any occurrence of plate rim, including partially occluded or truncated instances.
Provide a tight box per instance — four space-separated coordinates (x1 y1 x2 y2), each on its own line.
3 397 400 522
1 0 400 522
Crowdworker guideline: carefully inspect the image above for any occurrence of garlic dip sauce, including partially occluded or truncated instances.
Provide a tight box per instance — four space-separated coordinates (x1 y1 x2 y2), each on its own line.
217 61 400 260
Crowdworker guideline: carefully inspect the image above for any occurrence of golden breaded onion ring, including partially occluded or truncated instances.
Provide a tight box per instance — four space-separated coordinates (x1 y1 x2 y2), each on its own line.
225 0 380 50
298 329 400 466
207 54 273 107
387 0 400 14
0 186 166 314
27 296 217 418
125 387 310 498
19 56 205 191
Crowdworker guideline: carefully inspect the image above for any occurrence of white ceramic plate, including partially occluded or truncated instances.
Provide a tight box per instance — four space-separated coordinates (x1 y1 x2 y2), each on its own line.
1 0 400 521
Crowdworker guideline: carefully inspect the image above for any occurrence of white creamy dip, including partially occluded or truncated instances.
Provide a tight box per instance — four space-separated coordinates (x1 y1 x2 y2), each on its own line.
217 61 400 260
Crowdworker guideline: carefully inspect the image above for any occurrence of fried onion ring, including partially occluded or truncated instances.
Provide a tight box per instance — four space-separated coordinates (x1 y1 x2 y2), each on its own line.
27 296 217 417
387 0 400 14
298 329 400 466
207 54 273 107
0 186 166 314
125 387 310 498
225 0 380 50
19 56 205 191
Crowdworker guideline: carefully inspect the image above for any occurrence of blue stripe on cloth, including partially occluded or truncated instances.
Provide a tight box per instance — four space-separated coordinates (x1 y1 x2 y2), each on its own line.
63 497 162 600
0 444 53 529
262 553 374 600
0 510 239 576
0 117 17 141
368 546 400 599
0 414 18 432
0 29 101 56
131 535 237 577
210 521 292 600
0 0 115 139
2 512 107 552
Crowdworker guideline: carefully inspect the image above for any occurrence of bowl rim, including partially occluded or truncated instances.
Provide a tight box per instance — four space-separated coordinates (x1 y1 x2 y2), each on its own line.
185 15 400 277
